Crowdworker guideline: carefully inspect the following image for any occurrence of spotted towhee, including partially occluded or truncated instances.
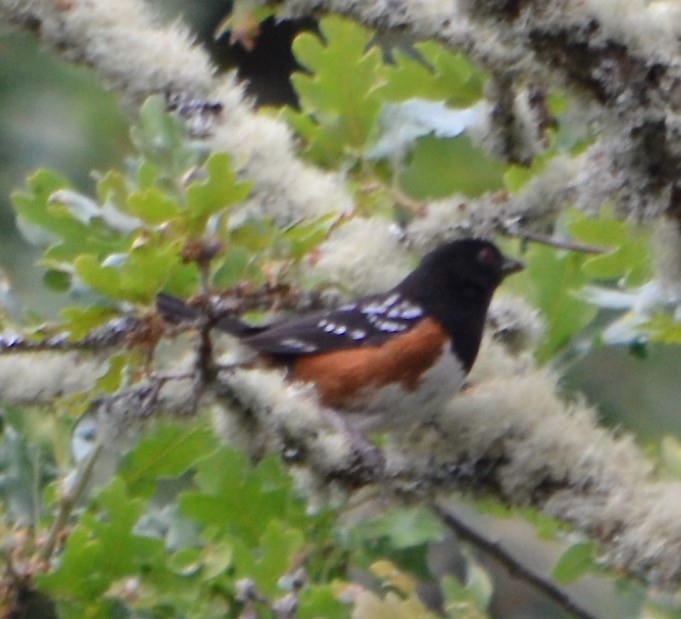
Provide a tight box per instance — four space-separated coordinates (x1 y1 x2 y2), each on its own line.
157 239 523 429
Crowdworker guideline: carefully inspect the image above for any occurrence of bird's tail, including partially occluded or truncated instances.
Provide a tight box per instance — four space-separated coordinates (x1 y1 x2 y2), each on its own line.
156 292 200 322
156 292 258 337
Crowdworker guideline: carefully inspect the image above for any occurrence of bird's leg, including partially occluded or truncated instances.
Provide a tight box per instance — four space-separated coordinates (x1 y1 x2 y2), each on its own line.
321 408 385 478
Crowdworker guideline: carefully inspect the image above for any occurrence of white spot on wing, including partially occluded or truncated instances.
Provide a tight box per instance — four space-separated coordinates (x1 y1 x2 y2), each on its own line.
399 306 422 319
350 329 366 340
387 300 423 320
376 319 408 332
334 325 347 335
323 322 336 332
384 293 399 307
361 293 403 315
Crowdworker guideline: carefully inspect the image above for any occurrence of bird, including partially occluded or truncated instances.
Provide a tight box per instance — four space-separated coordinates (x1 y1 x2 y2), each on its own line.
157 239 523 430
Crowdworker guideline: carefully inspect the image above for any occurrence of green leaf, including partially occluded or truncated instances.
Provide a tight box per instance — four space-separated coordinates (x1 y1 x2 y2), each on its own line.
290 16 384 165
399 134 505 199
167 547 203 577
119 422 217 497
95 169 129 214
229 217 280 252
440 574 489 618
567 209 651 286
73 254 120 298
211 245 254 288
201 540 234 579
503 153 550 193
37 478 164 601
516 244 597 361
357 507 443 550
232 520 305 596
382 42 485 106
463 554 494 612
185 152 251 234
129 95 202 186
162 260 201 298
60 305 118 340
12 168 71 222
127 187 179 224
643 314 681 345
283 213 338 259
347 507 442 579
13 169 122 263
75 233 184 303
298 586 348 619
43 268 71 292
551 541 598 584
0 406 42 524
93 352 129 393
179 451 305 546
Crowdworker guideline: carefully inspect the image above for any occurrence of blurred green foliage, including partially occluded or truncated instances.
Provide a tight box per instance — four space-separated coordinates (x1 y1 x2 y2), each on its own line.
0 31 129 313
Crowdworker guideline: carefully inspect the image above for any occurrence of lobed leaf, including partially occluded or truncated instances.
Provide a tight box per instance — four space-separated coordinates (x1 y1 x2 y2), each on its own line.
290 16 384 164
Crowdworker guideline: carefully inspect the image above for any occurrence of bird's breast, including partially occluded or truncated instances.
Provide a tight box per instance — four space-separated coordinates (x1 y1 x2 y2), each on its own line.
290 318 465 430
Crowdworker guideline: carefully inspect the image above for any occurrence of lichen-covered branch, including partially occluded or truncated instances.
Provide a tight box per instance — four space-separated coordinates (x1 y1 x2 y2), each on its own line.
3 0 681 591
281 0 681 224
0 0 353 224
61 316 681 587
218 337 681 585
2 291 679 584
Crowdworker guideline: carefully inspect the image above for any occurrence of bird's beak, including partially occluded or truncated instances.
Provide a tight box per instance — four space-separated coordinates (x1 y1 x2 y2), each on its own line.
501 256 524 277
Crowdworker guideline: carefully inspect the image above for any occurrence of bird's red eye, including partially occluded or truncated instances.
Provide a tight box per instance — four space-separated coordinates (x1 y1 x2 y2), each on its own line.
477 246 497 265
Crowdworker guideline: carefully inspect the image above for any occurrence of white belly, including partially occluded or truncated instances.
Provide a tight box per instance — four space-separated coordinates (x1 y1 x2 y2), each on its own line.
344 350 465 432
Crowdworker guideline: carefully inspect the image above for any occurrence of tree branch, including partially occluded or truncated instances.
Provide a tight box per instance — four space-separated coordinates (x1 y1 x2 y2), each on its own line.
431 503 599 619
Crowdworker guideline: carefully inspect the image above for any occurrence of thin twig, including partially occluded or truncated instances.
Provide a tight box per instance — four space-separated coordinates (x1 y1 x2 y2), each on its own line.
387 185 426 217
430 503 599 619
385 183 608 255
506 228 608 255
37 441 103 565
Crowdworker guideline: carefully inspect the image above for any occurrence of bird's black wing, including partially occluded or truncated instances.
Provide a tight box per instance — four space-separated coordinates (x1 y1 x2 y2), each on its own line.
241 290 427 356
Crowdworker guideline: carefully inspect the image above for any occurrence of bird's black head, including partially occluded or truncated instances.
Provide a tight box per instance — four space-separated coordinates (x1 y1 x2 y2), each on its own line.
397 239 523 369
398 239 522 304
